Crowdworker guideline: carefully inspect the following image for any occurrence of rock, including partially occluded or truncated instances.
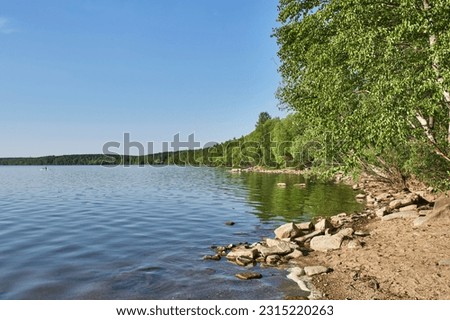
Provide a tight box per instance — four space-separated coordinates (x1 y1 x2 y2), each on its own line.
314 218 333 232
277 182 287 188
413 194 450 227
235 256 254 266
266 254 281 264
418 204 433 210
330 213 349 226
399 204 417 212
311 235 340 251
304 266 331 276
274 222 303 239
287 267 310 292
375 193 391 202
235 272 262 280
339 228 354 237
413 216 428 227
249 241 261 248
294 230 324 243
288 267 305 277
265 238 298 249
368 279 380 290
296 221 314 231
354 230 370 237
389 194 420 210
285 249 304 259
284 295 308 300
265 238 283 247
256 241 293 257
224 221 235 226
382 211 419 221
226 248 258 260
388 199 403 210
203 254 221 261
330 218 342 227
434 193 450 209
215 246 226 252
438 259 450 266
347 239 363 249
376 207 389 217
418 210 432 216
355 193 366 199
310 228 353 252
294 183 306 188
350 213 364 220
235 259 246 266
415 191 426 198
420 193 436 204
230 168 241 173
352 184 359 190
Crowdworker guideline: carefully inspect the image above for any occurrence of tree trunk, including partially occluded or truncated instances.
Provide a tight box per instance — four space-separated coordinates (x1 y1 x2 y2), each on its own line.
423 0 450 150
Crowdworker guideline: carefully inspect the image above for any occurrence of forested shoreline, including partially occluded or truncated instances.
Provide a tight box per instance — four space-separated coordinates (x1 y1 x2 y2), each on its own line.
0 113 303 168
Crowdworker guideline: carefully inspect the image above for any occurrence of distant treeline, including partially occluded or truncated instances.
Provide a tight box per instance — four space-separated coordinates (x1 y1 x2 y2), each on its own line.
0 113 309 168
0 154 120 166
0 153 204 166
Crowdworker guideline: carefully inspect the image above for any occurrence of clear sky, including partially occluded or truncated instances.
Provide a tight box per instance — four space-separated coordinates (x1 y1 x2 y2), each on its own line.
0 0 285 157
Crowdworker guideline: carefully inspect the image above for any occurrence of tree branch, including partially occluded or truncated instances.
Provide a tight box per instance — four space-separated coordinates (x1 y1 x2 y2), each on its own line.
415 112 450 162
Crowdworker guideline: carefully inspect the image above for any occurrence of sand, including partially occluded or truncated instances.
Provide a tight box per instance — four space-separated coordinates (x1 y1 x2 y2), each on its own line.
305 187 450 300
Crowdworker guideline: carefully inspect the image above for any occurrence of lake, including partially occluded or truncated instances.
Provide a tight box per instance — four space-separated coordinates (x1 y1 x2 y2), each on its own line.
0 166 362 299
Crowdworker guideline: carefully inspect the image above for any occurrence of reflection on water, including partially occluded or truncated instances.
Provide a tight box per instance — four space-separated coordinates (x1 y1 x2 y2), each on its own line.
237 172 363 222
0 166 362 299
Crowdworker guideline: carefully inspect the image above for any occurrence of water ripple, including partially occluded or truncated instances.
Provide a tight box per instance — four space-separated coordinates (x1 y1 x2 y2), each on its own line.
0 166 361 299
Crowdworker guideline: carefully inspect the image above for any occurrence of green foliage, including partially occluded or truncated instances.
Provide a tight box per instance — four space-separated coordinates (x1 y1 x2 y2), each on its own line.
255 111 272 128
403 141 450 190
0 154 122 166
0 111 357 173
274 0 450 186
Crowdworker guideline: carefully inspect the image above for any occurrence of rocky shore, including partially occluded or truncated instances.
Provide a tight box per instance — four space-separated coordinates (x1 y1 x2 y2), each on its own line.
230 166 306 175
307 178 450 300
206 171 450 299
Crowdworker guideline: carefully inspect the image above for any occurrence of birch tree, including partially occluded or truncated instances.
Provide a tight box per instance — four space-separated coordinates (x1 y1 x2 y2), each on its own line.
274 0 450 182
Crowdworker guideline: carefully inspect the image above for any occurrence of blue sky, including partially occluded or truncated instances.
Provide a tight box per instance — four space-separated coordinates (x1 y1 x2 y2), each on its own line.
0 0 284 156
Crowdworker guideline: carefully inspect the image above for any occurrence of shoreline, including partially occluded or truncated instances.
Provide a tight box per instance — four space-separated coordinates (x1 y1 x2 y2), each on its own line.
306 178 449 299
230 166 355 185
230 166 307 175
225 168 450 299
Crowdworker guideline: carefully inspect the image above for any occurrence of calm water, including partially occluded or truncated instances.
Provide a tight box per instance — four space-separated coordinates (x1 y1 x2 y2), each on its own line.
0 166 362 299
